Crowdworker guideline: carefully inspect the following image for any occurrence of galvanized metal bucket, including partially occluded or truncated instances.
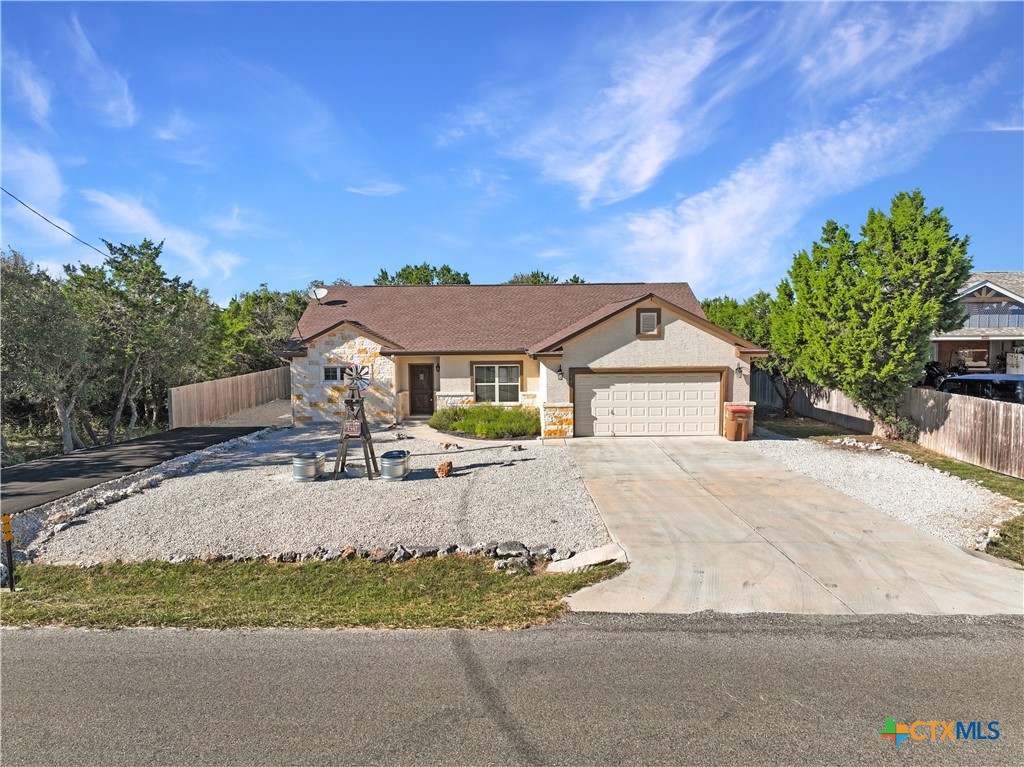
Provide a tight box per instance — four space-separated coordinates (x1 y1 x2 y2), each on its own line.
292 452 325 482
379 450 411 482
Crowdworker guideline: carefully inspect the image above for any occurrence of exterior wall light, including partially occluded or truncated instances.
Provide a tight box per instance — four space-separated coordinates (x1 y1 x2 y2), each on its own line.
735 361 744 376
557 365 564 381
435 362 441 373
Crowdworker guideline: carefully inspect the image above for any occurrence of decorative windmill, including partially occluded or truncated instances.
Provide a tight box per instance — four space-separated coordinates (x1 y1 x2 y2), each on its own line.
332 364 380 479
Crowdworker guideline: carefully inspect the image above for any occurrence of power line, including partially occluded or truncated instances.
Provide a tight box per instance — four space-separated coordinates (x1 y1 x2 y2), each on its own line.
0 186 108 259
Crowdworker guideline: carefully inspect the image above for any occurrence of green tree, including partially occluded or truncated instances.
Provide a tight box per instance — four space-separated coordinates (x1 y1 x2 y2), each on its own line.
504 271 586 284
65 239 222 442
374 263 470 285
506 270 560 285
1 250 94 453
220 284 305 374
306 277 352 291
702 290 805 416
702 296 747 338
789 190 971 436
764 280 806 417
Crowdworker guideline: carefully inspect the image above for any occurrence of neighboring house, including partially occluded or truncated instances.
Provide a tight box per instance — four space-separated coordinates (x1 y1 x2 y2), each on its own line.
280 283 767 438
932 272 1024 372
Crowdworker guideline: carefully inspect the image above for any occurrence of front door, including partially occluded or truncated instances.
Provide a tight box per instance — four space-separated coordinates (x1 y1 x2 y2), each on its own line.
410 364 435 416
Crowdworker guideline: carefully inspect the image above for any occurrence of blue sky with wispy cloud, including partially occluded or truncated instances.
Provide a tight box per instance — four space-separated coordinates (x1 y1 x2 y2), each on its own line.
2 2 1020 304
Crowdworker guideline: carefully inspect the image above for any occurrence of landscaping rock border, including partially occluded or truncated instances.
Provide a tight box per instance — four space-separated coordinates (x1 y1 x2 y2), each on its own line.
40 539 592 574
12 427 279 561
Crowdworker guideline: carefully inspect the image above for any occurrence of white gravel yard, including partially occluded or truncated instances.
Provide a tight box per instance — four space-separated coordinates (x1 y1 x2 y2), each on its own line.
747 429 1022 547
32 426 609 564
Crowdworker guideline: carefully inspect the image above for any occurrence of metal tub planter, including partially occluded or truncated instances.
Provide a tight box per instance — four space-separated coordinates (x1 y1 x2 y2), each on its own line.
292 452 326 482
379 450 411 481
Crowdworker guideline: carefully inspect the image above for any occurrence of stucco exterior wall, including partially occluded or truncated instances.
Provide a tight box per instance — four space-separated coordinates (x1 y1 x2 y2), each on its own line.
436 355 539 406
543 299 749 403
291 327 395 424
437 355 539 393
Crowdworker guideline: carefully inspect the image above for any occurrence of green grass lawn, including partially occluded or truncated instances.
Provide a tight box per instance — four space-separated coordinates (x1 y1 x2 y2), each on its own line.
757 413 1024 565
986 514 1024 566
0 557 624 630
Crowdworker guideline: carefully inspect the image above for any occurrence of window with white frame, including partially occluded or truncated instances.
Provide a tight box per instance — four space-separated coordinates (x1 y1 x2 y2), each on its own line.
323 364 351 382
474 364 520 403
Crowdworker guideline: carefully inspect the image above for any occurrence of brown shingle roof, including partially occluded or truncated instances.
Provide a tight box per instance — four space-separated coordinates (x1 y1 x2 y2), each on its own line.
285 283 707 355
965 272 1024 300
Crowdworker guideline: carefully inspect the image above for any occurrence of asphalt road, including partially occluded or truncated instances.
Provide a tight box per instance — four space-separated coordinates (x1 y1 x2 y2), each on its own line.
2 613 1022 766
0 427 262 514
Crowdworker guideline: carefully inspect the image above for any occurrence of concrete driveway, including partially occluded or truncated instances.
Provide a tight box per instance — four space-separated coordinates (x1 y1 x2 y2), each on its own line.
567 438 1024 615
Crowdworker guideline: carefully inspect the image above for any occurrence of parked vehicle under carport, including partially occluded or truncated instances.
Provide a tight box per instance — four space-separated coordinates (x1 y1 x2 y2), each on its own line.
937 374 1024 404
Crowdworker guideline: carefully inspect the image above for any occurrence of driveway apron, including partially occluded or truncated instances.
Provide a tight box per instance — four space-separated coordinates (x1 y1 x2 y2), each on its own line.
567 438 1024 615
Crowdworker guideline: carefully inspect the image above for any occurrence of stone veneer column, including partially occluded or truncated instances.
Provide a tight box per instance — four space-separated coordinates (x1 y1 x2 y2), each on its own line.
542 403 574 438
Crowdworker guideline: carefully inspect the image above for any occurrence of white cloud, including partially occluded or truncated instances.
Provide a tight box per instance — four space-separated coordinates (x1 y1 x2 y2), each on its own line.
437 10 746 207
81 190 239 280
205 204 259 236
346 181 405 197
67 15 138 128
604 92 973 297
34 260 68 278
437 4 993 210
516 16 741 208
210 250 244 279
797 4 985 94
1 145 76 244
154 109 196 141
233 60 341 178
435 90 528 148
3 50 53 129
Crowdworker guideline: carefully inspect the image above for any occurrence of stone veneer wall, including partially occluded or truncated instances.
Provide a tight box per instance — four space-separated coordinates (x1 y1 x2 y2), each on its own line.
291 328 396 424
435 392 475 409
542 404 574 438
434 392 540 411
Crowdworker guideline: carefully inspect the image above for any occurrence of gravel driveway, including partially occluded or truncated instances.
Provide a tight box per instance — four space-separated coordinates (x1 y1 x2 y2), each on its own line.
747 429 1022 548
32 426 609 564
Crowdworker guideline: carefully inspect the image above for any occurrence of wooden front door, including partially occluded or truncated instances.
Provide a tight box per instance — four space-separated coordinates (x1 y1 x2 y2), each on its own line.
410 364 435 416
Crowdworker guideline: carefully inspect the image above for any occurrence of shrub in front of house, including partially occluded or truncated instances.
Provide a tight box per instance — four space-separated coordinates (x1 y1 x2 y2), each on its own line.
428 405 541 439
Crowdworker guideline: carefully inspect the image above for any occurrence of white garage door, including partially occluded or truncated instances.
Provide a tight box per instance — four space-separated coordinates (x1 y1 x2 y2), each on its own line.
575 372 721 437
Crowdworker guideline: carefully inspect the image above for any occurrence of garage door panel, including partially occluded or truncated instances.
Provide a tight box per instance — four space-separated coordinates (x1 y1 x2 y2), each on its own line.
576 372 721 437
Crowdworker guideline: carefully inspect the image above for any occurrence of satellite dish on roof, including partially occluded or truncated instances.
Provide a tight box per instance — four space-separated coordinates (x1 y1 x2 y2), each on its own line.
307 287 328 305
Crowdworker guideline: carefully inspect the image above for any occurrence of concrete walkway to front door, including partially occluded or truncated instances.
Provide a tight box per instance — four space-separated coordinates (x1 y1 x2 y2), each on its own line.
567 438 1023 615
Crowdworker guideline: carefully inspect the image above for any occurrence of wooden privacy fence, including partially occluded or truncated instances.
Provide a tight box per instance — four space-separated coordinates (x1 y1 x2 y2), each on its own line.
903 389 1024 480
168 367 290 429
751 370 1024 479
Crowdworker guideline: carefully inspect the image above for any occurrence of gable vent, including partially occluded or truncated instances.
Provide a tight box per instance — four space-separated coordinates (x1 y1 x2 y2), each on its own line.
639 310 659 334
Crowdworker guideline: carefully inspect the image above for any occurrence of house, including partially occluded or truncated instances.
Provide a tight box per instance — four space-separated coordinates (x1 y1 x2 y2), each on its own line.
280 283 767 438
931 272 1024 373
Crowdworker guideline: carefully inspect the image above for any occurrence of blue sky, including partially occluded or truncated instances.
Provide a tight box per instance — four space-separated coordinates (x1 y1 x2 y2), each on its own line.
2 2 1022 305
